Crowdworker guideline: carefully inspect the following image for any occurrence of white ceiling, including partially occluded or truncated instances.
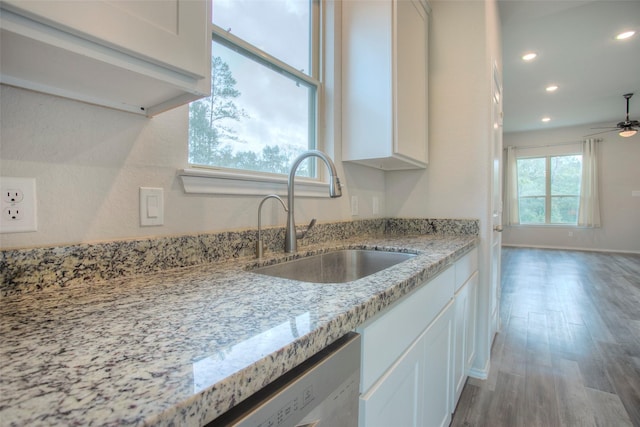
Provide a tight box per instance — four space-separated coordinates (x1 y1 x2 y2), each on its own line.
498 0 640 134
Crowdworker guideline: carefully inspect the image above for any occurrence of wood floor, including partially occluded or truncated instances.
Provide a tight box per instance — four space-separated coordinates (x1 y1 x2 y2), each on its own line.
451 247 640 427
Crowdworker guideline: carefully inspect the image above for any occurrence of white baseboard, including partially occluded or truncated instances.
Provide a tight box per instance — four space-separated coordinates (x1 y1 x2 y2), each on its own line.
501 243 640 255
468 360 490 380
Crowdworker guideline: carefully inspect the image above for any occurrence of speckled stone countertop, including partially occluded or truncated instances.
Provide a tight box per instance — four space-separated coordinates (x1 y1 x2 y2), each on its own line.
1 231 477 426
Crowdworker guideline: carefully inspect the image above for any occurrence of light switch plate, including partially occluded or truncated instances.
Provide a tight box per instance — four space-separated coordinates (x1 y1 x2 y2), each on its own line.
139 187 164 226
351 195 359 216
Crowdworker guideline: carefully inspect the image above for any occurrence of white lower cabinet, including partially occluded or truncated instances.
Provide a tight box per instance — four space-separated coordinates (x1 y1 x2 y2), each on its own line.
360 304 453 427
421 304 454 427
357 248 478 427
452 276 473 405
465 273 478 375
453 251 479 409
359 332 423 427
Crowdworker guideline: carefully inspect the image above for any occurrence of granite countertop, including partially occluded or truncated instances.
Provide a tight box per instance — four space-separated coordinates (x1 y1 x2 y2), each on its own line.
0 233 477 426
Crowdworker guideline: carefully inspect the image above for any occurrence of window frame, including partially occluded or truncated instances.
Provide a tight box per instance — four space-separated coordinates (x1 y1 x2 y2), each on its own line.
515 151 583 226
180 0 332 197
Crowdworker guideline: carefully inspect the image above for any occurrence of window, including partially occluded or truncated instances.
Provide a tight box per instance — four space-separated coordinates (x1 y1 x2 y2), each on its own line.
516 154 582 224
188 0 320 178
506 141 600 228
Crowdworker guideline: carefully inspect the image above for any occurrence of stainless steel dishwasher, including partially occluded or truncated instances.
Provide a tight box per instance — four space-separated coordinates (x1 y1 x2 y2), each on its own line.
208 332 361 427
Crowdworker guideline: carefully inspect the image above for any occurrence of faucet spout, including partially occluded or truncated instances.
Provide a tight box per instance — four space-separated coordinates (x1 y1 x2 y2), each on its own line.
256 194 288 258
285 150 342 253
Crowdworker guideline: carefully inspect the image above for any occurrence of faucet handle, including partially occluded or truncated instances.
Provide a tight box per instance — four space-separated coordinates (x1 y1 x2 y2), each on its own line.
296 218 316 239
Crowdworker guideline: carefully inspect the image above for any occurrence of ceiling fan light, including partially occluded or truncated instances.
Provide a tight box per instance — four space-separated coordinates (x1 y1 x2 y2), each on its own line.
619 128 637 137
615 31 636 40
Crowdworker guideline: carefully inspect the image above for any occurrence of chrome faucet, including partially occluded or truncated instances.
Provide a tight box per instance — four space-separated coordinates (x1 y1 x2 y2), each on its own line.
285 150 342 253
256 194 288 258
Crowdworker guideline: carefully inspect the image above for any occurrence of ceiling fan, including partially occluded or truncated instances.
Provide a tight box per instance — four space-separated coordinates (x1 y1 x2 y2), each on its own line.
586 93 639 138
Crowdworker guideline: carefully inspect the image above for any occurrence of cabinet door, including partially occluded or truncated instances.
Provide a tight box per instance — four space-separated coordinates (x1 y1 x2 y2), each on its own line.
395 0 428 164
360 337 423 427
357 267 455 392
465 272 479 373
452 282 469 405
2 0 209 78
341 0 393 163
342 0 429 170
422 304 454 427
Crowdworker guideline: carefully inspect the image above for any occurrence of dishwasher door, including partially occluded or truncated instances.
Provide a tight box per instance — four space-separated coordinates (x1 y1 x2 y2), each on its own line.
208 332 361 427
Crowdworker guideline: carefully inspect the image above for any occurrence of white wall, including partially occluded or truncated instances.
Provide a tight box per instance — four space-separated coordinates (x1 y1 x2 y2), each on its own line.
0 84 388 249
0 0 388 250
386 0 501 377
503 124 640 253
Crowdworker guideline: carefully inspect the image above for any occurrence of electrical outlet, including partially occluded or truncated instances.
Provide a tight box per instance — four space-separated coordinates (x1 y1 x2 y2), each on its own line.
4 207 25 220
0 177 37 233
3 188 24 203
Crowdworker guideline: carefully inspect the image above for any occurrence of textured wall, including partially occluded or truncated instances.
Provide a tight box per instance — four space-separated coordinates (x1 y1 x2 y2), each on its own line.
0 85 386 249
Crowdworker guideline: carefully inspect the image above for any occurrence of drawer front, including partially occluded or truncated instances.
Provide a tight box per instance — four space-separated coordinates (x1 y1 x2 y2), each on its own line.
358 266 455 393
455 248 478 292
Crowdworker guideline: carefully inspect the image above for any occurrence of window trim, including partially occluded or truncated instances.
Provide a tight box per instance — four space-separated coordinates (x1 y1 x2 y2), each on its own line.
178 167 332 197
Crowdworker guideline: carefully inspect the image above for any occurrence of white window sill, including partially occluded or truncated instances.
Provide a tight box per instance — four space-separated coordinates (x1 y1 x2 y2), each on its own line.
178 168 332 197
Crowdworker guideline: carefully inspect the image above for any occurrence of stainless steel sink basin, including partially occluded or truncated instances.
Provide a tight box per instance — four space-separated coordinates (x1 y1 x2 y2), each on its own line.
251 249 416 283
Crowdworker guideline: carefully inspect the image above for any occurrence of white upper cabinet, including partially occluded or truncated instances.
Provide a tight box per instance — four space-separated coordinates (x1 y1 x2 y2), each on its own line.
342 0 429 170
0 0 211 116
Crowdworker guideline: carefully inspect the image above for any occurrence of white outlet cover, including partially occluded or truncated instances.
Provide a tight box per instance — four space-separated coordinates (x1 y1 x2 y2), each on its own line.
0 177 37 233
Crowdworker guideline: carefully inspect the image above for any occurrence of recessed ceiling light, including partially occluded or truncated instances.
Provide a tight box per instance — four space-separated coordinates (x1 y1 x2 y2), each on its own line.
541 117 551 122
616 30 636 40
546 85 559 92
522 52 537 61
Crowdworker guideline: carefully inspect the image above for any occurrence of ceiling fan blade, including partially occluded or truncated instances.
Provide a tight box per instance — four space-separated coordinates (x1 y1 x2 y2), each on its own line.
589 94 637 136
584 129 617 137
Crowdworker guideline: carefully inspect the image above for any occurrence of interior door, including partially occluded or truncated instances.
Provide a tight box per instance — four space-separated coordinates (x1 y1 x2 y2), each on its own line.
490 62 503 338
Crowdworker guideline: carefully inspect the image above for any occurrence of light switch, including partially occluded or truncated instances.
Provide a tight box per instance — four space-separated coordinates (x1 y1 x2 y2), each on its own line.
140 187 163 226
147 195 159 218
351 195 359 216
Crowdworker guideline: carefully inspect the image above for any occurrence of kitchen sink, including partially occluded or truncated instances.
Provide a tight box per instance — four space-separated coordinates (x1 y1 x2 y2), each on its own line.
250 249 416 283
